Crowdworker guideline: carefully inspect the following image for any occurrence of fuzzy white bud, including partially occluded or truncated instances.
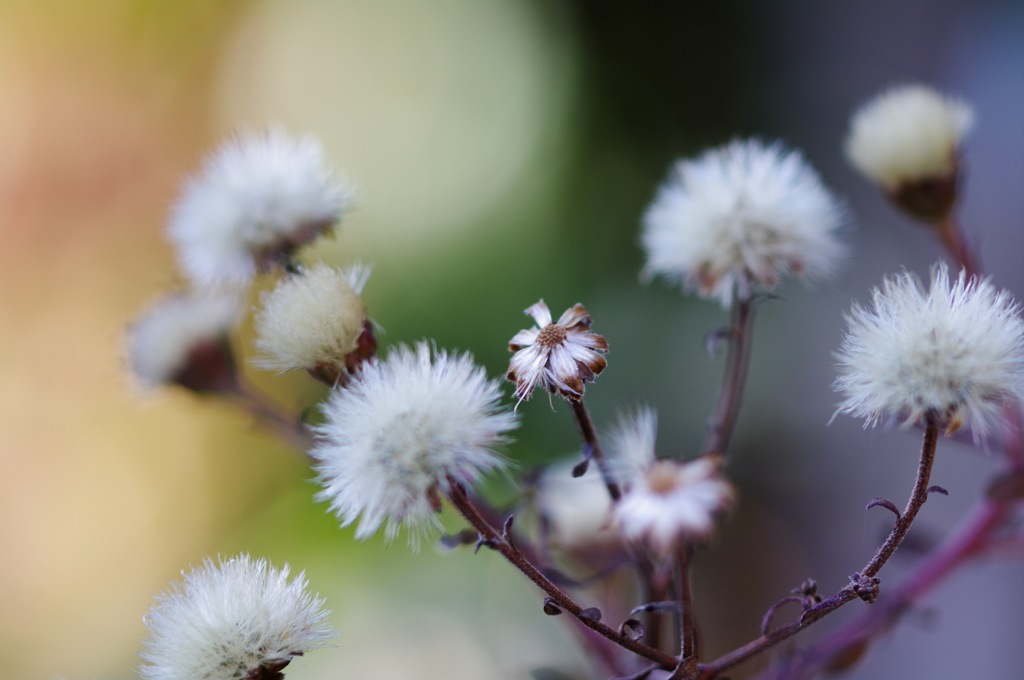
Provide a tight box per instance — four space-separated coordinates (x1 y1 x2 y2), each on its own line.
254 263 371 377
127 291 241 392
846 84 973 188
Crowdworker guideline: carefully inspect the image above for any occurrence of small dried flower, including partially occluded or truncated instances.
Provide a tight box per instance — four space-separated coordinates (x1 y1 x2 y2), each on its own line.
846 85 973 222
127 291 241 393
507 300 608 404
834 264 1024 439
614 455 735 557
139 554 333 680
313 342 517 546
168 129 354 287
641 138 845 307
254 263 375 384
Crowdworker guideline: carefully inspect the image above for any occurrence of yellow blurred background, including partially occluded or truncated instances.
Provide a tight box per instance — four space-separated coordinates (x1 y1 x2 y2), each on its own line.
1 1 1021 679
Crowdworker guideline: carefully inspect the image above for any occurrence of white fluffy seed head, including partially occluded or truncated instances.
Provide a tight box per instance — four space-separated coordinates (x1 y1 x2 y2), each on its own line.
127 291 241 389
845 84 973 187
168 129 355 287
139 554 334 680
312 342 518 547
254 263 370 373
835 264 1024 440
613 456 735 558
642 138 845 307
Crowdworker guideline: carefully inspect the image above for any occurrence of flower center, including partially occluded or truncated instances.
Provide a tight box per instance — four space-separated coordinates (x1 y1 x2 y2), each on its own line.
536 324 568 348
646 461 680 495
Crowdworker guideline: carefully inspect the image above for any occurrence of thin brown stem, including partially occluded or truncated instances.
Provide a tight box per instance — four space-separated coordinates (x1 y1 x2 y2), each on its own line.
668 545 699 680
225 381 316 459
698 420 941 678
447 481 677 669
702 297 757 457
569 399 621 501
936 216 980 279
860 420 939 578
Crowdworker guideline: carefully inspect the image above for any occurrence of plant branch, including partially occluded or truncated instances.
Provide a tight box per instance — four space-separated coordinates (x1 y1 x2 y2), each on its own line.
569 398 622 501
698 420 941 678
446 481 677 669
224 381 316 459
702 296 757 457
667 545 699 680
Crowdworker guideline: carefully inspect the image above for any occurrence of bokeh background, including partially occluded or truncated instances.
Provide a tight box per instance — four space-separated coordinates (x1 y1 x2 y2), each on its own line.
1 1 1022 678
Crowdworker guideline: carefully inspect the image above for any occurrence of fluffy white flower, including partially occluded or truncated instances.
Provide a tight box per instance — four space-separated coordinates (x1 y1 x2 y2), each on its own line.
168 129 354 287
254 263 373 382
128 291 241 391
507 300 608 404
139 554 334 680
835 264 1024 439
613 456 735 557
846 84 973 188
313 342 518 545
641 139 845 307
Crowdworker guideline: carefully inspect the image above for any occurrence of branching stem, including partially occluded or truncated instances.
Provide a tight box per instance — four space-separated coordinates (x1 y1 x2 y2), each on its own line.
698 420 940 678
225 381 316 459
447 481 677 669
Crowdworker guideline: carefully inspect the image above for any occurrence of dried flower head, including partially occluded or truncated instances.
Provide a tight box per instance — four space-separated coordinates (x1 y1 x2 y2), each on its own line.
313 342 518 546
139 554 333 680
613 455 736 557
168 129 354 287
507 300 608 404
254 263 374 384
641 138 845 307
127 291 241 393
835 264 1024 439
845 85 973 221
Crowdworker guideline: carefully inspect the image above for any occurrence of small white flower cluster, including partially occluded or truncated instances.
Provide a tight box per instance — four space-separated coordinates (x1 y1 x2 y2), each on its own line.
140 554 333 680
128 129 358 393
641 138 845 307
835 264 1024 439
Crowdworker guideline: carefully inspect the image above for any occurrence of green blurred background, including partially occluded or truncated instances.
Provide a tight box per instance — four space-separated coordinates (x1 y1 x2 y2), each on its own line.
1 1 1021 678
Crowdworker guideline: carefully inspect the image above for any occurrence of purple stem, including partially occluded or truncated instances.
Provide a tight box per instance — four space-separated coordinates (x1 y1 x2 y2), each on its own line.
702 296 756 457
698 420 940 678
446 481 677 669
